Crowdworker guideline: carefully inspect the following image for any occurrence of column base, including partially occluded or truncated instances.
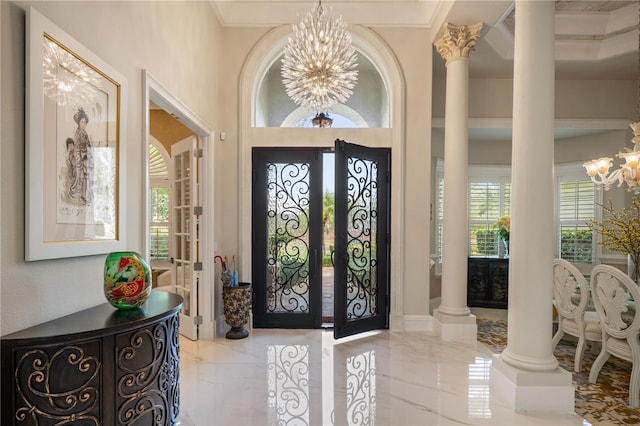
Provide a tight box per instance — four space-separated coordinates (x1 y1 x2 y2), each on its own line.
432 309 477 342
490 354 574 414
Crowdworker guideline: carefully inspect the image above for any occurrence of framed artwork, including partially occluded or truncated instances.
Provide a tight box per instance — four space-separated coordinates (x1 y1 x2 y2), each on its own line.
26 7 127 261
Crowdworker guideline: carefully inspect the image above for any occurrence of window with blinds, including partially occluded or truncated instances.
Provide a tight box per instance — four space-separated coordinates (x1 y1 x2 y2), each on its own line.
434 165 511 261
150 186 170 261
557 178 595 264
469 169 511 257
435 162 444 267
149 143 170 262
469 183 511 257
434 163 595 265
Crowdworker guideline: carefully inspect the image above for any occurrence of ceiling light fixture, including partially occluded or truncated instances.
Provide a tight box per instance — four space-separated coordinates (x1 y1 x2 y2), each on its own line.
281 0 358 115
584 7 640 193
311 112 333 127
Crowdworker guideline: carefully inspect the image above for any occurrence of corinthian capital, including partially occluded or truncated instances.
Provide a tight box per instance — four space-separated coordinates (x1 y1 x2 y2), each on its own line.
434 23 484 64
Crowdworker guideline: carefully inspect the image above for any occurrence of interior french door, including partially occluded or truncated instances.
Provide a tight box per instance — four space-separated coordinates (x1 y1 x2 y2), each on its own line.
251 143 390 338
333 139 390 339
170 136 199 340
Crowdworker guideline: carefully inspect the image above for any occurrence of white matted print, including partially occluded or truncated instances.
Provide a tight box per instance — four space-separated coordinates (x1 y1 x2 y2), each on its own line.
26 7 127 261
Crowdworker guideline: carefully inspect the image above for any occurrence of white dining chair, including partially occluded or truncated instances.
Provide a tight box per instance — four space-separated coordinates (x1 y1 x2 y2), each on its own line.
552 258 602 372
588 264 640 407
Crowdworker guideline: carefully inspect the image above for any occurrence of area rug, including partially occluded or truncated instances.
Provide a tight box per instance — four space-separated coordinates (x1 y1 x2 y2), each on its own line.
477 318 639 425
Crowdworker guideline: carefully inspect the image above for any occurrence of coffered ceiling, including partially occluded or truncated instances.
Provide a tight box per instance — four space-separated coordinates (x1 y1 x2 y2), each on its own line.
209 0 639 79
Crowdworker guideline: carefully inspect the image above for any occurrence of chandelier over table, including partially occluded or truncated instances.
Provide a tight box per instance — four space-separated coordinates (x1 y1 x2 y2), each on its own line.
584 122 640 193
584 7 640 193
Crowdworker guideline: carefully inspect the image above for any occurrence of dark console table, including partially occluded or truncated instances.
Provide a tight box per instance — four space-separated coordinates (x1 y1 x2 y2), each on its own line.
468 257 509 309
1 291 183 425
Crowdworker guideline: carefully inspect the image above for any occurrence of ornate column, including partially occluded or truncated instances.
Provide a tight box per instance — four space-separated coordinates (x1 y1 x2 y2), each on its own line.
432 22 483 341
489 0 574 413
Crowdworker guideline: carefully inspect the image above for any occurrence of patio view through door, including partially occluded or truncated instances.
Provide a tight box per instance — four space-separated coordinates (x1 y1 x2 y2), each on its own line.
251 141 390 339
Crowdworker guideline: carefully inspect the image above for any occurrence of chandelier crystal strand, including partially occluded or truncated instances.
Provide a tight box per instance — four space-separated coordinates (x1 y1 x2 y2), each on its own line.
584 4 640 193
281 1 358 114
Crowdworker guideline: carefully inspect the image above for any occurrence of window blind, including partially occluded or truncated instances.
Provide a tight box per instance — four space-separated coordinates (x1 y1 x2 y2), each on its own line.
558 180 594 264
150 186 170 261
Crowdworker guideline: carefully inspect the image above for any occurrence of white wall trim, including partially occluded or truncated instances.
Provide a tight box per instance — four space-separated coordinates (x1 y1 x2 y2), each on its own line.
398 315 434 332
142 70 216 340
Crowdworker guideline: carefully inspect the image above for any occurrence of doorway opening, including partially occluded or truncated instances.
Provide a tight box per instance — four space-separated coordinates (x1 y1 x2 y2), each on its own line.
322 151 335 326
142 70 215 340
251 141 391 339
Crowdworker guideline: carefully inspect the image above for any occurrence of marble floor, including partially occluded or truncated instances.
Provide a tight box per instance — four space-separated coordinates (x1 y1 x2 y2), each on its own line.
177 329 590 426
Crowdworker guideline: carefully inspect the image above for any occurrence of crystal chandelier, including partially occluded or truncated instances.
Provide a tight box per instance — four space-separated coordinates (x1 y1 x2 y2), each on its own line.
281 0 358 115
584 11 640 193
43 37 102 108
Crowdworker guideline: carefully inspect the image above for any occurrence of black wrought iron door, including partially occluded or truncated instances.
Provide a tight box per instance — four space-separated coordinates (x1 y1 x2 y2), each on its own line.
333 139 390 339
252 148 323 328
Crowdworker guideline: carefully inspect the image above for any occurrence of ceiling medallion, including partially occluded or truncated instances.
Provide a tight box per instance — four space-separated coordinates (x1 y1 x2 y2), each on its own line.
281 0 358 115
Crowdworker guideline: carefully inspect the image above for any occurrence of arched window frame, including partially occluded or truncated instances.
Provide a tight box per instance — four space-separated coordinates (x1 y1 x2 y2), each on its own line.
148 137 171 262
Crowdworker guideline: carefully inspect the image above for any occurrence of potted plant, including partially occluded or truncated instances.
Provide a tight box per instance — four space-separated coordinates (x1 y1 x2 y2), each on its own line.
588 196 640 284
494 215 510 257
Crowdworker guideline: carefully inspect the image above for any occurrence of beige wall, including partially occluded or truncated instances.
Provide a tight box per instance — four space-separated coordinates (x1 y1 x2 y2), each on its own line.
376 27 432 315
1 1 636 335
1 0 221 334
216 25 433 318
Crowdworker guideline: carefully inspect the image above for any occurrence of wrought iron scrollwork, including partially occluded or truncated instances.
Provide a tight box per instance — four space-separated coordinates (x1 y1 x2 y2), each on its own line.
346 157 378 321
266 162 311 313
346 350 376 425
116 315 180 425
267 345 310 425
14 344 101 425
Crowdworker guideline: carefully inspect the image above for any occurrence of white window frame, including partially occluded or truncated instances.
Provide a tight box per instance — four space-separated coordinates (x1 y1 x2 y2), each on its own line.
149 141 171 263
433 160 444 275
434 162 602 274
554 162 601 275
468 166 511 258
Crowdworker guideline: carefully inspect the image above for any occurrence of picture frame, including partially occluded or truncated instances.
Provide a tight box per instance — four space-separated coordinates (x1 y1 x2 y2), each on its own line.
25 7 127 261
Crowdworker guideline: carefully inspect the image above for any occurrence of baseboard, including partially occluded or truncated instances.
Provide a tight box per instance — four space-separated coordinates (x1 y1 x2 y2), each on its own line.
429 297 441 315
390 313 433 332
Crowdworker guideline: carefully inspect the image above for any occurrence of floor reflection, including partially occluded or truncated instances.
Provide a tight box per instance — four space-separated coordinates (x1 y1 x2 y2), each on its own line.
178 330 587 426
267 345 310 425
468 357 491 419
346 350 376 425
268 338 377 426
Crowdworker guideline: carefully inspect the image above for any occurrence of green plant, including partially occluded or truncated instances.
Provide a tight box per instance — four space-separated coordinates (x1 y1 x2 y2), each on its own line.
475 229 498 256
588 196 640 281
560 229 593 264
494 215 510 242
274 258 309 289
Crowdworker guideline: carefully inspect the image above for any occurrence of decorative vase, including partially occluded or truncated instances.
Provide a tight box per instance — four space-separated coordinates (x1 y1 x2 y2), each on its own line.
627 254 640 285
222 282 252 339
502 239 509 258
103 251 152 310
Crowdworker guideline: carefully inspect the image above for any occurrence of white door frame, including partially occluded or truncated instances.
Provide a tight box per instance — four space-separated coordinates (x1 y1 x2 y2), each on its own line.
238 26 407 329
142 70 216 340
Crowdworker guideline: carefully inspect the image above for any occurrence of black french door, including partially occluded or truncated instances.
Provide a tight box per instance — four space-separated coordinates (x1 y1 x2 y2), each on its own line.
251 142 390 338
333 140 390 339
252 148 323 328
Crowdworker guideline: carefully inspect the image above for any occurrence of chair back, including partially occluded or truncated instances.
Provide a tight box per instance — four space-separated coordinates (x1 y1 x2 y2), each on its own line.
553 258 589 320
590 264 640 340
